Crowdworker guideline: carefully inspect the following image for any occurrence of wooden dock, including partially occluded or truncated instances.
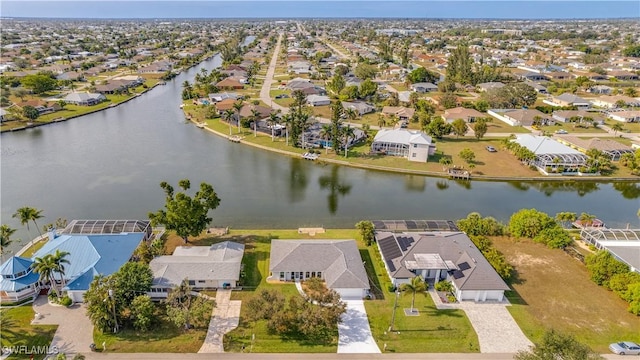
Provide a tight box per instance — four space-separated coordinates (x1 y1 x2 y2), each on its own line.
228 135 243 143
302 152 319 160
448 168 470 180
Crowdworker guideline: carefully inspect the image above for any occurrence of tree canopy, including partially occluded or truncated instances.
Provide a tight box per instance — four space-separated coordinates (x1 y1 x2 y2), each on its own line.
21 74 57 94
508 208 556 238
148 179 221 243
515 329 603 360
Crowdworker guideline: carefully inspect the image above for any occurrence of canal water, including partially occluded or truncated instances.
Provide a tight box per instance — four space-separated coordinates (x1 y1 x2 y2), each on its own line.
1 54 639 254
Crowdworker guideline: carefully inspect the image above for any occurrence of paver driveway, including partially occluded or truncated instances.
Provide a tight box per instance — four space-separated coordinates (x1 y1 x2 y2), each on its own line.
31 295 94 355
337 300 380 353
198 289 241 353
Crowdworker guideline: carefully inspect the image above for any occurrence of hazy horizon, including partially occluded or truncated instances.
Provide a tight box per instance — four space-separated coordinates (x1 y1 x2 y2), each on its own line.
1 1 639 20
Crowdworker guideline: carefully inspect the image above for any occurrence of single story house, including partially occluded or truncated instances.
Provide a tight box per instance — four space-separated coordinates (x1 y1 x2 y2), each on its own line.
524 81 548 94
287 78 316 91
0 108 7 122
268 240 370 299
556 136 634 161
476 82 505 92
209 92 241 102
63 92 107 106
551 110 604 124
216 77 244 90
56 71 85 82
307 95 331 106
410 82 438 93
587 85 612 95
371 129 435 162
608 110 640 123
608 71 639 81
591 95 640 109
512 134 588 174
341 101 375 116
381 106 415 121
239 104 272 119
149 241 244 299
0 220 151 303
216 98 237 114
442 107 485 123
543 93 591 109
375 231 510 302
490 108 551 127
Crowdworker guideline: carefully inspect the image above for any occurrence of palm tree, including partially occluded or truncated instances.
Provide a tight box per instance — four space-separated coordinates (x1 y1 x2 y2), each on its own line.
345 108 358 122
13 206 44 239
282 113 293 146
611 123 623 136
389 114 400 129
554 212 576 229
624 87 637 97
32 254 60 298
233 100 244 132
377 114 386 129
51 250 71 291
399 275 427 313
578 212 596 227
251 108 261 137
343 125 355 158
0 225 17 257
223 109 235 135
319 124 331 154
267 112 280 141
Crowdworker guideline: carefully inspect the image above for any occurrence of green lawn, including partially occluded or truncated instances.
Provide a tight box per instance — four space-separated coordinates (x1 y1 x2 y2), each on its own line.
363 244 479 353
93 318 207 353
484 119 531 134
0 306 58 360
539 121 607 134
605 119 640 133
19 239 48 258
492 236 640 353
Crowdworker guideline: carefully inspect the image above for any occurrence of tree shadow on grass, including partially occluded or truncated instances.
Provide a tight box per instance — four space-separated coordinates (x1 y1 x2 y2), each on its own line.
359 249 385 300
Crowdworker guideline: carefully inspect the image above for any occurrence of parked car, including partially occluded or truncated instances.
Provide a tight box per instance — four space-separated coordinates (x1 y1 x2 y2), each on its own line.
486 146 497 152
610 342 640 355
275 94 289 99
555 129 568 134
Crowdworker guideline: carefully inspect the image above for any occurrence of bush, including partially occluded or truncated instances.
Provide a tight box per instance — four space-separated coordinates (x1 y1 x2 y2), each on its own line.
457 212 504 236
435 281 454 293
388 284 397 293
60 296 72 307
447 294 457 303
533 226 573 249
508 208 556 238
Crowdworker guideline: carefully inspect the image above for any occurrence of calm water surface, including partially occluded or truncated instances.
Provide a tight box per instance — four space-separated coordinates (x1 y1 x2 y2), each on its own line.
1 55 639 253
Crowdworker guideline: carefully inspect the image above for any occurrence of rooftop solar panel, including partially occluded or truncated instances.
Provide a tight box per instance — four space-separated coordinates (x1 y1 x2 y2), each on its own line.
458 262 471 271
386 260 397 272
378 236 402 260
406 221 417 229
397 236 415 252
453 270 465 279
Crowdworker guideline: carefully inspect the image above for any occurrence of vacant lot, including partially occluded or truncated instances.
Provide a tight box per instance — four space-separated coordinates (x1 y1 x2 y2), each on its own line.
492 236 640 353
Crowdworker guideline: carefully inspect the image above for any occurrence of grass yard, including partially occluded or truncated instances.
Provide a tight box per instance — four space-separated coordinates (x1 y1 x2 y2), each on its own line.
484 120 531 134
18 239 49 258
310 104 332 119
0 306 58 360
363 244 479 353
93 318 207 353
540 121 606 134
492 236 640 353
605 119 640 133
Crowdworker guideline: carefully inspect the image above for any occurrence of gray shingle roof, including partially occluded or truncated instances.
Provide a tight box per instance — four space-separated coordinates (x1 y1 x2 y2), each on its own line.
150 241 244 287
375 231 509 291
269 240 369 290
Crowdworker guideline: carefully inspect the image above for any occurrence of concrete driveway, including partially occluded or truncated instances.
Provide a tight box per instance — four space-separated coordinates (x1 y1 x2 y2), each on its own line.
198 290 241 353
31 295 94 355
337 300 380 353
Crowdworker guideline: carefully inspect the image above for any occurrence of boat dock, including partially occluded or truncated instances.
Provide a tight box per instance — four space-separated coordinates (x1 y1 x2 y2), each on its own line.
302 152 319 160
447 168 470 180
228 135 243 143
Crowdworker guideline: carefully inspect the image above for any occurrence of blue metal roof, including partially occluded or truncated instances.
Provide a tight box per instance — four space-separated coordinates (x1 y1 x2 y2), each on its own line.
0 270 39 292
32 232 144 291
0 256 33 276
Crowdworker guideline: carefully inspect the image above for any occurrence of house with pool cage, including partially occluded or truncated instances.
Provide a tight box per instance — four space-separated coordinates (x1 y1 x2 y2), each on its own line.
371 129 436 162
512 134 589 175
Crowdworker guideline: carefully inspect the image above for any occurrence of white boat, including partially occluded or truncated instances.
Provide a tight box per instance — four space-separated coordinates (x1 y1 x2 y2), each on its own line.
179 104 185 109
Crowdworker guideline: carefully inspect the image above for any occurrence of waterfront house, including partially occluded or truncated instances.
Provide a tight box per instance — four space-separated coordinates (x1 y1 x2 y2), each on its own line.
556 136 634 161
375 231 510 302
149 241 244 299
512 134 588 174
0 256 41 303
371 129 435 162
216 77 244 90
63 92 106 106
268 240 370 299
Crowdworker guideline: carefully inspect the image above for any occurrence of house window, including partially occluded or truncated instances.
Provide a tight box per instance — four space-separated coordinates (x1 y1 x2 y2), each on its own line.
188 280 196 286
412 153 416 158
279 272 284 278
305 272 310 278
299 272 304 278
413 144 417 148
317 272 322 278
311 272 316 277
198 280 206 284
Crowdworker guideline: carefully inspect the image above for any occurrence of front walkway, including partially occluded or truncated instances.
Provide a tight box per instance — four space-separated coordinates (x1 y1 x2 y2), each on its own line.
31 295 94 356
198 289 241 353
428 289 532 353
337 300 381 354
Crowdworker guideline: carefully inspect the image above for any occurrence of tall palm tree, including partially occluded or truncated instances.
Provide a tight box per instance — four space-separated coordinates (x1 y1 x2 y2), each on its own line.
282 113 293 146
343 125 355 158
251 108 261 137
13 206 44 239
400 275 427 313
377 114 386 128
319 124 331 154
223 109 235 135
233 100 244 132
0 225 17 257
611 123 623 136
32 254 60 298
51 250 71 290
267 112 281 142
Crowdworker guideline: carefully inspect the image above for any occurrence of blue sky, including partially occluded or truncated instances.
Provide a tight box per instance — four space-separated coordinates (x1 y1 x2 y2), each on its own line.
1 1 639 19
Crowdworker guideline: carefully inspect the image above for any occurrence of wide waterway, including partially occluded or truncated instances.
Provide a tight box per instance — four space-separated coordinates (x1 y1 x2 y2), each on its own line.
1 55 639 254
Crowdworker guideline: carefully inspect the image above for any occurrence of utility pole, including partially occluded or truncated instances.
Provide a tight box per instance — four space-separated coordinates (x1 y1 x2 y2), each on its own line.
388 289 399 332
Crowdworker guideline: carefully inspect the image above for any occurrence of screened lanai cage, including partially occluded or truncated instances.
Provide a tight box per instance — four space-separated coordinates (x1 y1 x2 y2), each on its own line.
62 219 152 241
534 152 589 172
580 228 640 249
371 141 409 157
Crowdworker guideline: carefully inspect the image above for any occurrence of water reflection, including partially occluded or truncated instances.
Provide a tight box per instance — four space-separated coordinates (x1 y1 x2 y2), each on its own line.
288 158 308 203
613 182 640 199
508 181 601 197
453 179 472 190
435 180 449 190
404 175 426 192
318 165 352 214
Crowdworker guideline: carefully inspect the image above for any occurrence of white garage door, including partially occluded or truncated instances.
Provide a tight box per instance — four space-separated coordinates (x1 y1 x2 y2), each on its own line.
335 288 364 300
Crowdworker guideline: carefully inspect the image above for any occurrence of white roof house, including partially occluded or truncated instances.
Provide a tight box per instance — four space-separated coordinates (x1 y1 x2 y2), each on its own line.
513 134 588 174
307 94 331 106
608 110 640 123
371 129 435 162
149 241 244 298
